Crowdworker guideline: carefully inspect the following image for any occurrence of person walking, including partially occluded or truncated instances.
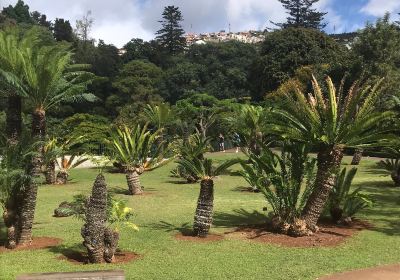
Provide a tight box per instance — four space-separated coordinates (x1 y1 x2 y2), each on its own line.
218 133 225 152
232 132 241 153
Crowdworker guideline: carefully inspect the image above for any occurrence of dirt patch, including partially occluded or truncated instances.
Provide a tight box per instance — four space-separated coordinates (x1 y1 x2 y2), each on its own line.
174 232 224 242
318 263 400 280
225 220 372 248
57 250 141 265
0 237 62 252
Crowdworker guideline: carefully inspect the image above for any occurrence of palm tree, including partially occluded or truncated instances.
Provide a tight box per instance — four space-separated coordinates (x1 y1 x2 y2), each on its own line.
227 105 267 154
268 76 395 233
177 157 239 237
351 149 364 165
110 124 165 195
15 43 96 245
0 134 32 249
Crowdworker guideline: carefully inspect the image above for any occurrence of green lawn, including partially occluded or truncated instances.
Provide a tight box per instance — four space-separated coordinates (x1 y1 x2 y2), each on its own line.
1 153 400 280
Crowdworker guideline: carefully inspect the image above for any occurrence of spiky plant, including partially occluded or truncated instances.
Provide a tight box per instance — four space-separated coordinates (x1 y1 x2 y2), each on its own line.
110 124 165 195
378 158 400 186
268 76 395 233
177 157 239 237
239 142 316 236
226 104 267 154
174 133 211 183
329 167 372 223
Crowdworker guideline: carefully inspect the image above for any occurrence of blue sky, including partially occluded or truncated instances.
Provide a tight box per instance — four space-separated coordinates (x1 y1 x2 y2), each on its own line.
1 0 400 47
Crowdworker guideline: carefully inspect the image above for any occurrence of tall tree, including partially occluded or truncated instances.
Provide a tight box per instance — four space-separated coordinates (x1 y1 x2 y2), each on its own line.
273 0 326 29
268 76 395 234
155 6 186 54
53 18 74 42
1 0 33 25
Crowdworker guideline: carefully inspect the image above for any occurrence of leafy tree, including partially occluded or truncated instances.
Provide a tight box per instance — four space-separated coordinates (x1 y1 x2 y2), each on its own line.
31 11 51 29
268 76 395 234
273 0 326 29
155 5 186 54
53 18 74 42
113 60 163 117
351 13 400 109
252 27 347 100
1 0 33 25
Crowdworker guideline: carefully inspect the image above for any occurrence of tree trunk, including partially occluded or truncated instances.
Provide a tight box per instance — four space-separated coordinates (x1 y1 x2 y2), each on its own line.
3 197 18 249
81 174 108 264
301 145 343 232
56 170 69 185
104 227 120 263
391 171 400 187
126 169 143 195
4 95 22 248
193 179 214 237
6 95 22 145
45 160 56 184
351 149 363 165
18 109 46 246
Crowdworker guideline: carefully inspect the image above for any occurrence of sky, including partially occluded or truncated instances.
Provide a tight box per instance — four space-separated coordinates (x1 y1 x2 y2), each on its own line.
1 0 400 47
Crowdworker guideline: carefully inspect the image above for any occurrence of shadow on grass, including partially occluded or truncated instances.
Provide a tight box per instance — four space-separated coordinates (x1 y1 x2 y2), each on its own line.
165 180 193 185
109 186 157 195
213 208 266 228
49 243 86 262
147 221 192 235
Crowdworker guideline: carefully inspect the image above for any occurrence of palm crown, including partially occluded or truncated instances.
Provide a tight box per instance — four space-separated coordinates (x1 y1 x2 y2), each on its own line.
269 76 395 147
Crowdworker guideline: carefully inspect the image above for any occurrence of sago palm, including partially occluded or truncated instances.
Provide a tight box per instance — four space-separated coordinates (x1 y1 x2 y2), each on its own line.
268 76 395 232
177 157 239 237
110 124 164 195
15 43 96 245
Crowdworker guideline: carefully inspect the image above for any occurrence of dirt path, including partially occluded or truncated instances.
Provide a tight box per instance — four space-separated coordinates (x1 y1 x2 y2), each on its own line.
318 264 400 280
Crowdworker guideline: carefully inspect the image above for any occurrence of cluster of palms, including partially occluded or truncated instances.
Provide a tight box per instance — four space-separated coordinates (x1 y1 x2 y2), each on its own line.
0 27 95 248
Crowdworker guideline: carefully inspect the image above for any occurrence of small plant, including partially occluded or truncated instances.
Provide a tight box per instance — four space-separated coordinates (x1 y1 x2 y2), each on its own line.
238 142 316 236
173 133 211 183
329 168 372 223
109 124 167 195
378 158 400 186
56 154 88 184
177 157 239 237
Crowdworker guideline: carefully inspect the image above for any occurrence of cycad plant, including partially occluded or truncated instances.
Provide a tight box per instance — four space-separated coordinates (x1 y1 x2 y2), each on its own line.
173 133 211 183
177 157 239 237
268 76 394 234
110 124 165 195
329 167 372 223
0 134 32 249
378 158 400 186
226 104 266 154
239 142 316 236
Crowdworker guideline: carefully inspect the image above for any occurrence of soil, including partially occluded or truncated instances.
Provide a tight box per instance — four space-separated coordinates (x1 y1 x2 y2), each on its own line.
318 263 400 280
174 231 224 242
57 250 141 265
225 219 372 248
0 237 62 252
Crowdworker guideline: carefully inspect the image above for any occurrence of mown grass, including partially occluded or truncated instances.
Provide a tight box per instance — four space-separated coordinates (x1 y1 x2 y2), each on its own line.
1 153 400 279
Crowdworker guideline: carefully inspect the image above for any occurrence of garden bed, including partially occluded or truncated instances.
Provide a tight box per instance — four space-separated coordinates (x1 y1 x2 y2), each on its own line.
0 237 62 252
57 250 141 265
225 220 372 247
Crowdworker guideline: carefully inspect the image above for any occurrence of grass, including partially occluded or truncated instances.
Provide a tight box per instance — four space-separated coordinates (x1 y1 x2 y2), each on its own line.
1 152 400 279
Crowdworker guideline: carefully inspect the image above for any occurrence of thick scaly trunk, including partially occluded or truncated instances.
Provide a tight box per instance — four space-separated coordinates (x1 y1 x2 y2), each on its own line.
301 145 343 232
18 109 46 246
56 170 69 185
351 149 363 165
193 179 214 237
81 174 108 263
6 95 22 145
3 197 18 249
45 160 56 184
126 169 143 195
4 95 22 248
391 171 400 187
104 227 120 263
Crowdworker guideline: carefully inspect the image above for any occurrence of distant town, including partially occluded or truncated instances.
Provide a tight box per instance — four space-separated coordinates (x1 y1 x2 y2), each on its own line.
185 30 266 45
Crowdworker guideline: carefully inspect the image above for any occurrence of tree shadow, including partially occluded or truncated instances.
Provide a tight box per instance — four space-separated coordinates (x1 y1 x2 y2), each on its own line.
48 243 87 262
165 180 193 185
213 208 267 228
147 221 192 236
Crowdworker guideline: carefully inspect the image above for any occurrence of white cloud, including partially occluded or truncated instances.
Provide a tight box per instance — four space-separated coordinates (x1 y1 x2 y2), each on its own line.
360 0 400 17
